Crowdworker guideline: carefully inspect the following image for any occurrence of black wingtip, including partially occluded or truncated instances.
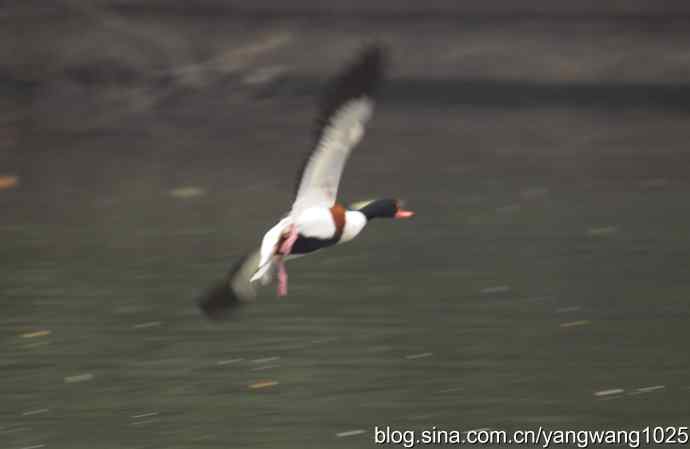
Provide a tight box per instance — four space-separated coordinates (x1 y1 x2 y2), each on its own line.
350 44 387 83
358 44 388 72
197 278 244 320
292 44 389 196
318 44 388 122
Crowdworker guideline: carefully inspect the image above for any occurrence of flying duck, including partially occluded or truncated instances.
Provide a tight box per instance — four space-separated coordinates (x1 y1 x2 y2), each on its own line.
199 45 414 319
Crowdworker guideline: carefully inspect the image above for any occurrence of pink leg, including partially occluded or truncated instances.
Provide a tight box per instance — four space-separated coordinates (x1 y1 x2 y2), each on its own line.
276 225 297 297
277 258 288 297
279 225 298 256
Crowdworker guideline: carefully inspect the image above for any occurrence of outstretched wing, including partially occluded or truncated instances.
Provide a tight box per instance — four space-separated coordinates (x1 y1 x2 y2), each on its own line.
291 45 386 215
197 249 261 320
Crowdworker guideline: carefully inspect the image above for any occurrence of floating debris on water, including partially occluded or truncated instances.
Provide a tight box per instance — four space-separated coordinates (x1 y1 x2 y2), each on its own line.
249 380 278 389
251 364 280 371
594 388 624 397
18 445 45 449
133 321 161 329
336 429 366 438
480 285 510 294
217 358 243 365
22 409 49 416
405 352 433 360
251 356 280 364
21 330 52 339
0 175 19 190
636 385 665 394
131 412 158 419
170 186 206 199
560 320 590 328
587 226 618 236
64 373 94 384
1 426 29 434
131 419 158 426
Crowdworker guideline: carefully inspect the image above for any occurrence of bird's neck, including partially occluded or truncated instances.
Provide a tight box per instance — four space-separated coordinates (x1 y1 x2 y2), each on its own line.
340 210 368 243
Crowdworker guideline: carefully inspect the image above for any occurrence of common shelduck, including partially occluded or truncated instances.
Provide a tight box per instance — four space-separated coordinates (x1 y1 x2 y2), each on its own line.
199 45 414 319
